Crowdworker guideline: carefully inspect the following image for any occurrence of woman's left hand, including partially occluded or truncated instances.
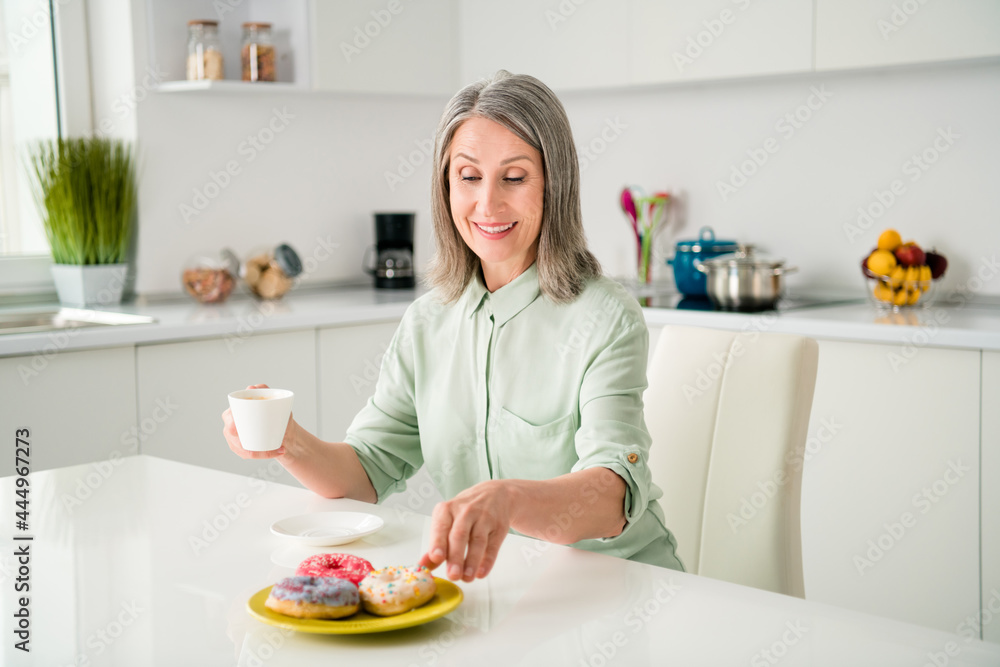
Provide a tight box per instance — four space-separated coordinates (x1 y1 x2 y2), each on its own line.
418 480 511 582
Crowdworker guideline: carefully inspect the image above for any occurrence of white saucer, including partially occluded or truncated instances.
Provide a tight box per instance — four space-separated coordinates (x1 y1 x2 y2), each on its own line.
269 512 385 547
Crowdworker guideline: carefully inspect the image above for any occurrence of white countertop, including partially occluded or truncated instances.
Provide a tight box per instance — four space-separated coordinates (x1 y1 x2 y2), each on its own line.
1 284 999 357
641 299 1000 351
3 455 998 666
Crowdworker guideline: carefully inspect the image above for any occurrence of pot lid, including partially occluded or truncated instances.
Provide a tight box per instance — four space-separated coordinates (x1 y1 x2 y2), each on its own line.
701 244 787 269
675 226 739 252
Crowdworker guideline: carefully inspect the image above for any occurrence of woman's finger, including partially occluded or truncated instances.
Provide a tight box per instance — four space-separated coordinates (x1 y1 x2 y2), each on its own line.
446 509 474 581
460 524 491 582
478 530 507 579
419 503 453 572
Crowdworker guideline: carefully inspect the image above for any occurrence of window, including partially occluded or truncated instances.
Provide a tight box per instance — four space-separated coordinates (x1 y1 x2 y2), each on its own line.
0 0 61 259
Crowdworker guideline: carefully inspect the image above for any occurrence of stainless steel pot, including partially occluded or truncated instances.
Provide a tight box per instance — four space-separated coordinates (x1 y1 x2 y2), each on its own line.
694 245 797 312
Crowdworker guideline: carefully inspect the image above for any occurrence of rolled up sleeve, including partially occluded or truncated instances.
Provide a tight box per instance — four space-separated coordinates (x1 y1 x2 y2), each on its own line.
572 317 653 533
344 309 423 502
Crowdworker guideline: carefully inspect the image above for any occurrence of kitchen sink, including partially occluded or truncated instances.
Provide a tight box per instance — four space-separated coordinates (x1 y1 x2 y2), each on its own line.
0 307 156 335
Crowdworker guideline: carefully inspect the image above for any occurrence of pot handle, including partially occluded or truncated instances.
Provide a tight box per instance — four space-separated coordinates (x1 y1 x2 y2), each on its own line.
694 260 708 274
774 266 798 276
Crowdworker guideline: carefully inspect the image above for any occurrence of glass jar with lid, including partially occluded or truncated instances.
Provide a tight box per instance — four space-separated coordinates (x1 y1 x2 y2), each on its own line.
242 244 302 299
182 248 240 303
241 22 276 82
186 20 224 81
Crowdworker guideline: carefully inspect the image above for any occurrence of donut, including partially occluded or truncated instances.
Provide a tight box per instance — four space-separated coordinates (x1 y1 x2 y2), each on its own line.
265 576 359 619
295 553 374 585
358 566 437 616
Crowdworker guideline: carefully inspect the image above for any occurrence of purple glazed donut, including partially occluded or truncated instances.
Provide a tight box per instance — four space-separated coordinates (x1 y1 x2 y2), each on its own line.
264 575 360 619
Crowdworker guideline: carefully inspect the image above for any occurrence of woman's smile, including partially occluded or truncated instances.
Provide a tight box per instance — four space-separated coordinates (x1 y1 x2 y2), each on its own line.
473 220 518 237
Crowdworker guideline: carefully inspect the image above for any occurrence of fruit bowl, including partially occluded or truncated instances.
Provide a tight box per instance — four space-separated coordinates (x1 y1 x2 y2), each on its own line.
862 229 947 312
863 273 934 311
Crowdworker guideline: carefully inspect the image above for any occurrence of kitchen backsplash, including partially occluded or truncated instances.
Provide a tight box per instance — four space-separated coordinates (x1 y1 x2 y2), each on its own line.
132 60 1000 298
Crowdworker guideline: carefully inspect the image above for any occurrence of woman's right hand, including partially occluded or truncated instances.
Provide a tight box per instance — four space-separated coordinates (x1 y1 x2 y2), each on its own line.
222 383 296 459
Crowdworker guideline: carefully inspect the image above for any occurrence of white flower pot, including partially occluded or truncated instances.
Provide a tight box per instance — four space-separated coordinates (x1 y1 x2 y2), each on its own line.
50 264 128 307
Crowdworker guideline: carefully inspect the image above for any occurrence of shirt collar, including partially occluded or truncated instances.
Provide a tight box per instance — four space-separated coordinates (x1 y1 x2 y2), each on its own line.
463 262 541 325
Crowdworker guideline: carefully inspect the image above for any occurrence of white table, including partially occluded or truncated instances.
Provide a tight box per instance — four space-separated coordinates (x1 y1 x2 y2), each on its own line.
2 456 998 666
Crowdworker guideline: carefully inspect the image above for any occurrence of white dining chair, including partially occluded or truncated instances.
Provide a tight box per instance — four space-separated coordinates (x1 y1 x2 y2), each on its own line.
644 324 819 598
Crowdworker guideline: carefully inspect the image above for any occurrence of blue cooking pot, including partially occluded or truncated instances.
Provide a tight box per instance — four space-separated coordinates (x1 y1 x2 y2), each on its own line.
667 226 740 296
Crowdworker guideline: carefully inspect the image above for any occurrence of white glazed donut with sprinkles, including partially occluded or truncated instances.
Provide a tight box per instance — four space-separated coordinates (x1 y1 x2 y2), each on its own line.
358 565 437 616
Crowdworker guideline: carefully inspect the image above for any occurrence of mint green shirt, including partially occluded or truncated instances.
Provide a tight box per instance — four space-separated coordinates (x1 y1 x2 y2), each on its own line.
345 264 683 570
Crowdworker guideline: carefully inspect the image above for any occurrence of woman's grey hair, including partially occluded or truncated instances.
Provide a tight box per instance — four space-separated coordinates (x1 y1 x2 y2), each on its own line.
427 70 601 303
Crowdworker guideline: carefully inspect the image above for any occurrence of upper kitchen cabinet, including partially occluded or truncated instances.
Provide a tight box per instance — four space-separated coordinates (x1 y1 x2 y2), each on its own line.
311 0 458 95
815 0 1000 71
629 0 813 85
457 0 630 91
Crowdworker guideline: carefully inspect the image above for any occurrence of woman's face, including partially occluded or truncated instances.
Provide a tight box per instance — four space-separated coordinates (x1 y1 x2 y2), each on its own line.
448 117 545 280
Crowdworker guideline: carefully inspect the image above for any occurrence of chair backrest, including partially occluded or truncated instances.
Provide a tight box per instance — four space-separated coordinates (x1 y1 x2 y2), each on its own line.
645 325 819 597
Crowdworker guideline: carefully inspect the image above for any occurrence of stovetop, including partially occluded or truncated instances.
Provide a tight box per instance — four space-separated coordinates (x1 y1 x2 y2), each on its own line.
636 291 865 313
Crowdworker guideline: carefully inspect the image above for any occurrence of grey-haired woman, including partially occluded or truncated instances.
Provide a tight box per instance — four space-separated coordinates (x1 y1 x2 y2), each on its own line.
224 71 684 581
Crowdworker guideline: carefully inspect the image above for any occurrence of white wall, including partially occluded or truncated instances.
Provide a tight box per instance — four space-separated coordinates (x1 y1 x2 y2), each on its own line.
566 60 1000 297
129 59 1000 298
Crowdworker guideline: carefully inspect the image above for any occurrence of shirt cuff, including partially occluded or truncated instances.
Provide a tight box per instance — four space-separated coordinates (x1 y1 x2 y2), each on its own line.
345 436 410 503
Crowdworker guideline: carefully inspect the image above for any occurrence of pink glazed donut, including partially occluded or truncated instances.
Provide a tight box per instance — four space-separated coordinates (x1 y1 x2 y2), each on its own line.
295 553 374 585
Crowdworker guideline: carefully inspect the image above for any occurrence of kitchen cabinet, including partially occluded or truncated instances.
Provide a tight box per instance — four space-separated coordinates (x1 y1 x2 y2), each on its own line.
311 0 458 94
0 345 137 476
139 0 1000 97
983 351 1000 644
316 320 400 441
317 319 443 514
814 0 1000 71
457 0 630 91
629 0 813 84
135 330 317 486
800 340 980 634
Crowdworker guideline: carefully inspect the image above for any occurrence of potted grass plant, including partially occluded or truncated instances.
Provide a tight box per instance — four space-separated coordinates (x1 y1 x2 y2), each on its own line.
27 138 137 306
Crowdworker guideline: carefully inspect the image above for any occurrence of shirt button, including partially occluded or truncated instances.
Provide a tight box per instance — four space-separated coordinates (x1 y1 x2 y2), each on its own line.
627 453 639 464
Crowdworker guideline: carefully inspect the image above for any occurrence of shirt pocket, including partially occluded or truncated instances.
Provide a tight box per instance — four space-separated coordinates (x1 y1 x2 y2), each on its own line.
495 408 579 481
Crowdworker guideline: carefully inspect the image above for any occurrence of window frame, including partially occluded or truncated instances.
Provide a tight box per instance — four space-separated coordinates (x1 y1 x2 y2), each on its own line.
0 0 93 299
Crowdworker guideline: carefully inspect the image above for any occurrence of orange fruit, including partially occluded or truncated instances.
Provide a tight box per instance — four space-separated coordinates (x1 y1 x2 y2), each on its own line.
878 229 903 251
867 249 898 277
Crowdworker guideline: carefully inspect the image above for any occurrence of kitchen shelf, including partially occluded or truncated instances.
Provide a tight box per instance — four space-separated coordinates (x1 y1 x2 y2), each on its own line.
145 0 310 87
155 80 308 94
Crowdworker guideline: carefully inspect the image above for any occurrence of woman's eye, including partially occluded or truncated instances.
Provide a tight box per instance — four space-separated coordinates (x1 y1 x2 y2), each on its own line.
505 177 524 183
460 175 480 182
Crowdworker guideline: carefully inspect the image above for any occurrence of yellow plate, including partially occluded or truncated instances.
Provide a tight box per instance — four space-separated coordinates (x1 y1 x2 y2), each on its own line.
246 578 463 634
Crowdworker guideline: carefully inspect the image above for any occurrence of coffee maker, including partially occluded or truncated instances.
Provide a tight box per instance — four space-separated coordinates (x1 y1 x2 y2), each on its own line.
366 212 415 289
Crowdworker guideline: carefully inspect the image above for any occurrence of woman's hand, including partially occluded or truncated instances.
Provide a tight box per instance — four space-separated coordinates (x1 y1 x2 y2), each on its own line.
418 480 512 583
222 384 296 460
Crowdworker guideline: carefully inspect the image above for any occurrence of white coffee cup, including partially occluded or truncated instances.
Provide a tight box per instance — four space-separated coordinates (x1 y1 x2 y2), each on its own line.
228 388 294 451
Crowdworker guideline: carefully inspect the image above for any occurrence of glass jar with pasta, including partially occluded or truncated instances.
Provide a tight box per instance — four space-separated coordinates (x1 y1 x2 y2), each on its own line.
187 20 224 81
241 22 276 82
